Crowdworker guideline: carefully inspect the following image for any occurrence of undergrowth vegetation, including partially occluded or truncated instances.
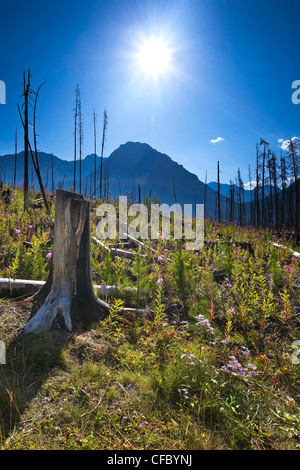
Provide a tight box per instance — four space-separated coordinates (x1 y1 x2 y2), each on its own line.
0 187 299 450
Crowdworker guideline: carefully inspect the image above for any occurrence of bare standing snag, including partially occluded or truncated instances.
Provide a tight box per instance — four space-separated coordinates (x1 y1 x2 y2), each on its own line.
22 189 110 334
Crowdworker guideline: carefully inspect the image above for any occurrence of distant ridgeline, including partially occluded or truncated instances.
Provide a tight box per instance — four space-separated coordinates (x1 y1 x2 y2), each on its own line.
0 141 295 225
0 142 223 218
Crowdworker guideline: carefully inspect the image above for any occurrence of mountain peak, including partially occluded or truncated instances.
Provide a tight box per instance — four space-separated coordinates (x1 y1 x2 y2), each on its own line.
0 142 219 215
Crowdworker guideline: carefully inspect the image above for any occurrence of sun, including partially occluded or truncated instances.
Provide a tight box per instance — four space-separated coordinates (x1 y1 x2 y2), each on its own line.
136 37 173 78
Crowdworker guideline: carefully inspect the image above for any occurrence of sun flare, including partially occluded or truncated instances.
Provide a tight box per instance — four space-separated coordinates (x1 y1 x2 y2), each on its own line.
136 37 173 77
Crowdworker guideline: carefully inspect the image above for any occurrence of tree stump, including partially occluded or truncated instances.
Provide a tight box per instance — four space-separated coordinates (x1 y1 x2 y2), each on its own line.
22 189 110 334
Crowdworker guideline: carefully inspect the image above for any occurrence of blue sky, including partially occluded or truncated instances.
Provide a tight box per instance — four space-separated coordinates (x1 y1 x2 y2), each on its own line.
0 0 299 185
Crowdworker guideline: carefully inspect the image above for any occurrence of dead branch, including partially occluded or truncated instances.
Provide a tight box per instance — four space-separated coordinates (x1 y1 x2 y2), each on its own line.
92 237 148 260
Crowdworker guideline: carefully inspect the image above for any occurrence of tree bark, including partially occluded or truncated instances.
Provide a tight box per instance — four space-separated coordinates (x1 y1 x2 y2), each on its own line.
22 189 110 334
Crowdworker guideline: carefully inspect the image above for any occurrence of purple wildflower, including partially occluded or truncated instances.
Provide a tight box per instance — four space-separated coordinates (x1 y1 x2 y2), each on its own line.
221 355 257 378
178 388 189 399
195 314 214 334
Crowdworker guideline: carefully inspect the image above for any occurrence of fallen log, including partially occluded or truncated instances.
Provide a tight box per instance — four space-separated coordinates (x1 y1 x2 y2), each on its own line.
271 242 300 258
0 278 143 299
0 278 45 297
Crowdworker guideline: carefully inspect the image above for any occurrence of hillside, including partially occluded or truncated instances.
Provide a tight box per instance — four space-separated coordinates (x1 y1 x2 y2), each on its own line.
0 151 104 193
207 181 274 202
100 142 223 215
0 142 224 216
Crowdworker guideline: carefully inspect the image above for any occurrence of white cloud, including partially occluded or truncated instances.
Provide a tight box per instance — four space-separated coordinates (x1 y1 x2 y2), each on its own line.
278 136 300 153
209 137 224 144
244 181 257 190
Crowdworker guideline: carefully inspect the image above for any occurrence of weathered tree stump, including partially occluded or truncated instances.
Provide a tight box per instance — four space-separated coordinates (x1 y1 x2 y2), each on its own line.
22 190 110 334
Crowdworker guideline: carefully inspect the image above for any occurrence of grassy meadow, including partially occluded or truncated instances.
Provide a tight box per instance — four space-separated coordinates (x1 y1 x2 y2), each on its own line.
0 187 299 450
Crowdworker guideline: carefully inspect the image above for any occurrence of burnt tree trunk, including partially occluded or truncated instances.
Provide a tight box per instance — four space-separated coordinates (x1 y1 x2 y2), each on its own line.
22 189 110 334
23 71 30 212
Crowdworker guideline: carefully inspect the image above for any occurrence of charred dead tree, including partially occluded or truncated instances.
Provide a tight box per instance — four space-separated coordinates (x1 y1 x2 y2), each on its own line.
73 85 80 193
14 128 17 187
93 108 97 198
267 150 273 228
259 138 269 227
229 180 234 222
99 109 108 199
78 87 83 194
256 143 260 227
269 151 279 230
217 161 221 222
204 170 207 220
280 151 287 228
22 189 110 334
104 166 109 200
287 138 300 235
32 81 50 213
21 70 30 212
51 152 54 194
17 72 49 213
236 168 244 226
248 165 254 227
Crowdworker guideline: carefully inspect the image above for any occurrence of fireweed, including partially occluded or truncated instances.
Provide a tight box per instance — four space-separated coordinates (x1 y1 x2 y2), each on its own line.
0 188 299 450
